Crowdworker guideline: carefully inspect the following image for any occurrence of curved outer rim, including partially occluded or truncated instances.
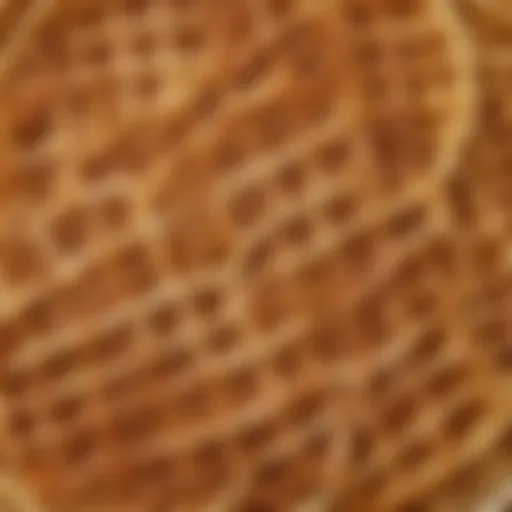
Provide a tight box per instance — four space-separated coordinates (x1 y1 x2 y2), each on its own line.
423 0 477 189
439 0 477 172
0 1 483 511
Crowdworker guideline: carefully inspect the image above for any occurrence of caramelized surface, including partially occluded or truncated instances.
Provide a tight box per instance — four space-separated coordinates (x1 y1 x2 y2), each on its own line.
0 1 510 511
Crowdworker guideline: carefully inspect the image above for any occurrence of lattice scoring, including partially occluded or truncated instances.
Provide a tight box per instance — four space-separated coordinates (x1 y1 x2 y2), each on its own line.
0 1 508 512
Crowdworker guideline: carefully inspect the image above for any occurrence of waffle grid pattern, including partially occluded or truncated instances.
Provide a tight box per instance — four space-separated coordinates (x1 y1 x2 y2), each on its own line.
0 0 510 511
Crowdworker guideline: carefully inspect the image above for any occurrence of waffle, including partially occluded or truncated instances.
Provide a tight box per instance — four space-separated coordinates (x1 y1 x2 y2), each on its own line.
445 1 512 506
446 0 512 389
471 0 512 24
0 473 44 512
0 0 504 511
415 0 512 509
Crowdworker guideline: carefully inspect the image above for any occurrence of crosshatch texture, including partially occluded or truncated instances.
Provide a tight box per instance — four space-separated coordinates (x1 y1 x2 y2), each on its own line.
0 1 510 511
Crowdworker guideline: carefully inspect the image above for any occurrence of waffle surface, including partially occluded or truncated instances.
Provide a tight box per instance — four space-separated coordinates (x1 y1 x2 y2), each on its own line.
0 0 510 511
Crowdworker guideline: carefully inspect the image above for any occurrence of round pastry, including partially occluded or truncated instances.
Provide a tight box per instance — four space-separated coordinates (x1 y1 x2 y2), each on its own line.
0 1 494 511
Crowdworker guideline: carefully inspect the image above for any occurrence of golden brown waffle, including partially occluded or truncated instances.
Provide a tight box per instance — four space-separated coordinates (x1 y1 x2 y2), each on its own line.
472 0 512 24
0 0 509 511
401 1 512 510
446 0 512 388
0 473 45 512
